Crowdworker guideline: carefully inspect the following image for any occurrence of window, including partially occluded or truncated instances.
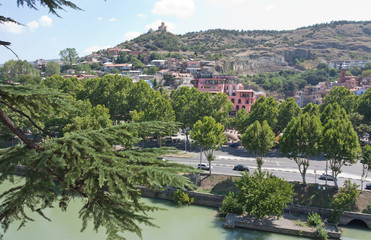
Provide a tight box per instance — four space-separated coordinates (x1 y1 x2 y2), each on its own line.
236 105 240 111
238 99 241 104
231 98 235 104
242 105 245 109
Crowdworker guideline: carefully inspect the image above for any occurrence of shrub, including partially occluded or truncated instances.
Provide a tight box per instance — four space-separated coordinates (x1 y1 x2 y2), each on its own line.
172 190 194 206
314 224 328 240
219 192 244 217
307 212 322 227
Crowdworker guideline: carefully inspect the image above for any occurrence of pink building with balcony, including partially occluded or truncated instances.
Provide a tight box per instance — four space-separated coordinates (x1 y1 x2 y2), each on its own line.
194 75 256 113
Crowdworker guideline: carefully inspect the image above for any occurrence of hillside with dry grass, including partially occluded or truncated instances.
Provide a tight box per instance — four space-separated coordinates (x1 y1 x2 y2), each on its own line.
118 21 371 74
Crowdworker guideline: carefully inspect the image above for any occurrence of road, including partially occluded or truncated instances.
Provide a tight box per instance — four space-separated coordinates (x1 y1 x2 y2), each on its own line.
166 146 371 190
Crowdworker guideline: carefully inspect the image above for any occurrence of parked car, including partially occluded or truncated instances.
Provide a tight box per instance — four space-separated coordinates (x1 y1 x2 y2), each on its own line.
229 142 239 148
156 157 166 161
319 173 334 181
233 164 249 171
365 183 371 190
197 163 212 170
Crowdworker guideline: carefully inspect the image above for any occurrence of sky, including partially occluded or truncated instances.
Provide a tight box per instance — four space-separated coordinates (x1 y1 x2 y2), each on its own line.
0 0 370 64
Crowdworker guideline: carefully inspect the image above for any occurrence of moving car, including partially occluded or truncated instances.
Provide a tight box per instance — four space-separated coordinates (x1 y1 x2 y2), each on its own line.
197 163 212 170
319 173 334 181
233 164 249 171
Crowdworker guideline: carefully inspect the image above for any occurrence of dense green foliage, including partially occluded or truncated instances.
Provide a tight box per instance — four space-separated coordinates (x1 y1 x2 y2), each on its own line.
59 48 79 66
190 116 226 175
276 97 301 133
233 170 293 219
172 190 194 206
361 145 371 190
0 60 40 82
280 113 323 185
219 192 243 217
241 120 275 169
330 180 359 223
321 86 359 114
246 96 278 131
307 212 323 227
321 104 361 189
170 87 233 130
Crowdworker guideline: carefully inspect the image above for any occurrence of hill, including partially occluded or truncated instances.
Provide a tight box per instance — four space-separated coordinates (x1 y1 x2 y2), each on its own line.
117 21 371 74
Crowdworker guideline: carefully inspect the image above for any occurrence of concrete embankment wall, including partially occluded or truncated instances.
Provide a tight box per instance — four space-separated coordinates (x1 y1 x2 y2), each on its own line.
140 188 224 208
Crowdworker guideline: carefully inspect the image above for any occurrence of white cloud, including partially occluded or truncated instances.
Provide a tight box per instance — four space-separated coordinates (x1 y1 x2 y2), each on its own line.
152 0 195 18
124 32 141 41
0 22 25 34
39 15 52 26
265 5 274 11
27 21 39 32
109 18 116 22
145 20 176 33
98 16 103 21
137 13 146 18
84 45 111 54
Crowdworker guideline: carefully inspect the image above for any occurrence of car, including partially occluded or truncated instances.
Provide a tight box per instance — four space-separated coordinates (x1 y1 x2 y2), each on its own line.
156 157 166 161
233 164 249 171
319 173 334 181
197 163 212 170
365 183 371 190
229 142 239 148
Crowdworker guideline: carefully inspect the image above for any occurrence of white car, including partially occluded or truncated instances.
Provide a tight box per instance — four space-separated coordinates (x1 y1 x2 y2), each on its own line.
197 163 212 170
319 173 334 181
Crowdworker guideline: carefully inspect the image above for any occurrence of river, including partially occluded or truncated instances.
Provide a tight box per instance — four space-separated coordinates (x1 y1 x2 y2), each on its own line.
1 181 370 240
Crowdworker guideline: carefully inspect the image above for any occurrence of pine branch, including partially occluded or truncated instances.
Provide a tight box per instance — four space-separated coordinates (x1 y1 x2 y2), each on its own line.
0 107 37 149
0 99 53 137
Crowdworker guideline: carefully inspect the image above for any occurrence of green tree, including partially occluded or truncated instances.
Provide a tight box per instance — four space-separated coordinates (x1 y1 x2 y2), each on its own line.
321 86 358 114
356 88 371 124
330 180 359 224
234 109 249 133
78 75 134 120
45 61 60 75
276 97 301 133
0 84 194 239
247 96 278 131
361 145 371 191
302 103 320 116
241 120 275 169
62 103 112 134
233 170 293 219
279 113 323 185
190 116 227 175
59 48 79 66
0 60 40 82
322 109 361 189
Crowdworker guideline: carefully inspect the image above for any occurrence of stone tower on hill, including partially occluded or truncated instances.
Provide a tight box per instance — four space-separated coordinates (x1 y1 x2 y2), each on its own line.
158 22 167 32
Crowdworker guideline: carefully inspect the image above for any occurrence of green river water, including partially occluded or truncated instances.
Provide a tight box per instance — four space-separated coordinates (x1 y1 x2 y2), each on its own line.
1 181 370 240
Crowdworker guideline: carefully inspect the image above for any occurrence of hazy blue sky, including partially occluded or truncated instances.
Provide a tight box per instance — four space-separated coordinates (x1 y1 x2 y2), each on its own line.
1 0 370 63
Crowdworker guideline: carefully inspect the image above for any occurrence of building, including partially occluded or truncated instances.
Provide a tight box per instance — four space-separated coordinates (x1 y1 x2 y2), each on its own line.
194 74 256 113
103 63 132 72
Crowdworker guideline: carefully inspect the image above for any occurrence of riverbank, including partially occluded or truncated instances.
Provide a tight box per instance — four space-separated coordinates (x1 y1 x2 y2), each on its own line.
224 213 340 239
140 172 371 239
141 187 342 239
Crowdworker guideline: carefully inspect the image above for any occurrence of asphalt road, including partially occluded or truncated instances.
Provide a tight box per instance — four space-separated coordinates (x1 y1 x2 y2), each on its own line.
166 146 371 190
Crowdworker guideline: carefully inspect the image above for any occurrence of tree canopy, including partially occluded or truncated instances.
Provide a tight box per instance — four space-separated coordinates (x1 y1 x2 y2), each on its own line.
241 120 275 169
233 170 294 219
190 116 226 175
279 112 322 185
0 83 195 239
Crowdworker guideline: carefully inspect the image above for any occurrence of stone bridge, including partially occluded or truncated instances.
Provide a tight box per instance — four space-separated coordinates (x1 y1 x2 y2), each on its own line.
340 211 371 228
